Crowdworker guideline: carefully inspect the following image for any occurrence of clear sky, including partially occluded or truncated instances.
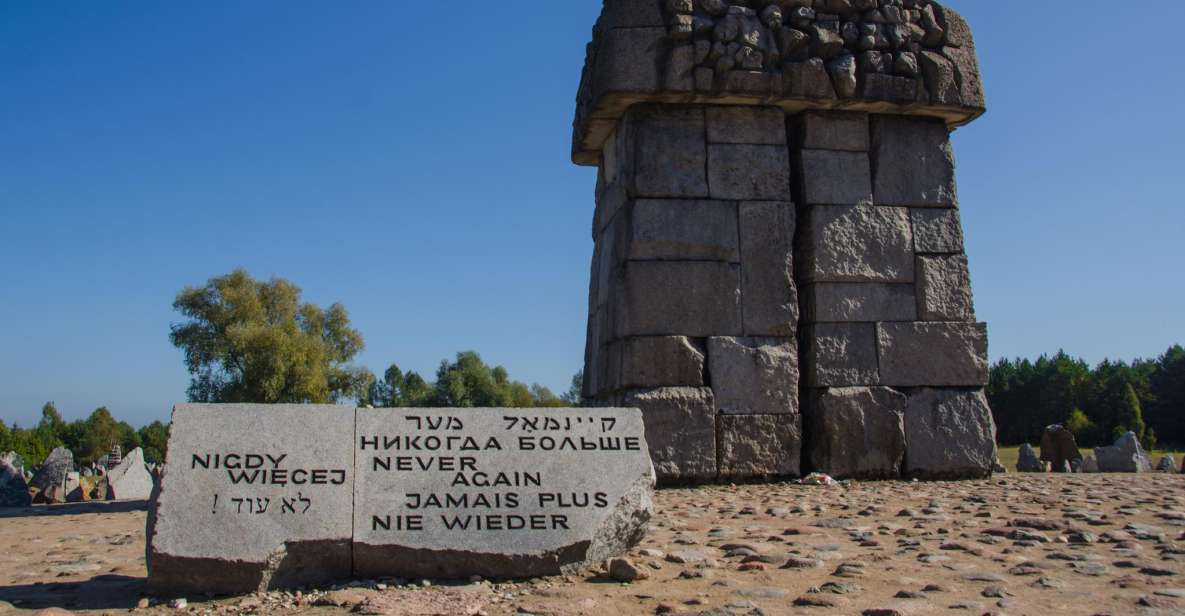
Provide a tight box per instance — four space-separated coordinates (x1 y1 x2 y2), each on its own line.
1 1 1182 428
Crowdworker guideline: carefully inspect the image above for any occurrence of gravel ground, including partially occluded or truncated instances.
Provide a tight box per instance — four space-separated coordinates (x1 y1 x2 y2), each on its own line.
1 473 1183 616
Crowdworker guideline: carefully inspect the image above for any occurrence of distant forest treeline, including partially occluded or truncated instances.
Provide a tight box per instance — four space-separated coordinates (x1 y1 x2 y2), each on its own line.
0 402 170 467
988 345 1185 449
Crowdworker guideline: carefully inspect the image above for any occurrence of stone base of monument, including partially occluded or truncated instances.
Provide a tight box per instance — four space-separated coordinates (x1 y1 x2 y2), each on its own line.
146 404 655 595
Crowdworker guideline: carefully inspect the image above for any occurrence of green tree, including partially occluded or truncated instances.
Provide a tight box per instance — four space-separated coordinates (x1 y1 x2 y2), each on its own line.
531 384 565 408
0 418 10 452
73 407 122 465
561 371 583 405
1148 345 1185 447
1064 408 1096 444
37 402 65 440
138 421 170 464
170 269 368 404
361 364 433 407
1113 382 1147 444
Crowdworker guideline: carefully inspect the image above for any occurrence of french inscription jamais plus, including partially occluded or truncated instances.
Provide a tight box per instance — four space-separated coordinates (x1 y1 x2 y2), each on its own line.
352 408 654 578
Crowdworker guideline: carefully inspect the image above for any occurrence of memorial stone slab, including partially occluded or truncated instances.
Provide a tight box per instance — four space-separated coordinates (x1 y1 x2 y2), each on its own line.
353 408 654 580
147 404 355 595
106 447 154 501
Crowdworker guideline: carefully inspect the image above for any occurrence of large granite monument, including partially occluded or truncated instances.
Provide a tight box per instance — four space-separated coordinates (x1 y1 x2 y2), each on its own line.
147 404 654 595
575 0 994 482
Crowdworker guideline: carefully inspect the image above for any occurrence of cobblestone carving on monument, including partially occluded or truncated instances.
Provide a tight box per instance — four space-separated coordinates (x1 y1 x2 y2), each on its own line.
575 0 994 483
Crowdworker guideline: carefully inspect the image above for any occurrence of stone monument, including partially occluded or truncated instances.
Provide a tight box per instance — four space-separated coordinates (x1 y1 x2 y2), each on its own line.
574 0 994 482
147 404 654 594
106 447 154 501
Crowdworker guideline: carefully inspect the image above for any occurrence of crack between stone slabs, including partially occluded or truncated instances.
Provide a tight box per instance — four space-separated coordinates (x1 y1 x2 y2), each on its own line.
350 405 359 577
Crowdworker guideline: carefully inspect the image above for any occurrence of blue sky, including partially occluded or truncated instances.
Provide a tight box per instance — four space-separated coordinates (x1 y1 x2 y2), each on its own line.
1 1 1182 427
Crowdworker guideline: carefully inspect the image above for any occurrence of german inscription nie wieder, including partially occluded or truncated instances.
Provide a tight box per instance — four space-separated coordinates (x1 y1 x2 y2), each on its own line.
353 408 655 579
146 404 354 594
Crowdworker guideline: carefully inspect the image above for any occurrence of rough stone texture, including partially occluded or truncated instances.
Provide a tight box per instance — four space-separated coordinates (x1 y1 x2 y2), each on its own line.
0 453 31 508
1095 432 1153 473
707 144 792 201
803 283 917 323
739 201 797 336
800 205 914 283
353 408 654 580
807 387 907 480
1017 444 1045 473
796 149 872 205
30 446 72 505
717 414 802 479
613 336 706 390
792 111 869 152
572 1 986 165
871 115 957 207
64 472 83 503
629 199 739 262
631 105 708 198
916 255 975 321
1039 425 1082 474
706 106 786 145
1156 456 1176 473
803 323 879 387
106 447 153 501
147 404 355 595
707 337 798 416
617 261 742 338
620 388 717 483
903 388 996 479
877 322 989 387
1079 455 1099 473
911 207 965 254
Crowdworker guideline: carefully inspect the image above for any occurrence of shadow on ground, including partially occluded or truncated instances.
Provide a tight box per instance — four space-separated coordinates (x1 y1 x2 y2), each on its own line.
0 500 148 519
0 575 144 610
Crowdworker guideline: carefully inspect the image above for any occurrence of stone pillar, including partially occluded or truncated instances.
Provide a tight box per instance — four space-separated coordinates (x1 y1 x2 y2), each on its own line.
573 0 993 484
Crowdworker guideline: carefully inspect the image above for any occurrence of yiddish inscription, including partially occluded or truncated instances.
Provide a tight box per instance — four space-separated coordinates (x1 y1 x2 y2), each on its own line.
353 407 654 579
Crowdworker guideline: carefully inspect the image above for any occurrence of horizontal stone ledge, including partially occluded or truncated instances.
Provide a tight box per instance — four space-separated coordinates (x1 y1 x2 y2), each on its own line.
574 92 980 166
147 404 655 595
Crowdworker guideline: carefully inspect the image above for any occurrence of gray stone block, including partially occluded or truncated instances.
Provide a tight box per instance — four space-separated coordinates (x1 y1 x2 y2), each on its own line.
808 387 907 480
629 105 709 198
599 0 665 28
796 149 872 205
911 207 964 254
803 283 917 323
717 414 802 479
903 388 997 479
30 446 72 505
803 323 880 387
617 261 742 338
147 404 355 595
800 205 914 283
782 59 837 100
615 336 706 390
707 144 792 201
877 322 989 387
792 111 870 152
872 115 957 207
739 201 798 336
707 337 799 416
916 255 975 321
353 408 654 579
629 199 739 262
591 27 665 97
706 106 787 145
620 387 717 483
106 447 153 501
918 50 960 106
0 453 30 508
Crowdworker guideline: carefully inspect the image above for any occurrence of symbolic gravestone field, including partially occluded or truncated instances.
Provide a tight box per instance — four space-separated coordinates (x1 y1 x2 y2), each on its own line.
147 404 654 594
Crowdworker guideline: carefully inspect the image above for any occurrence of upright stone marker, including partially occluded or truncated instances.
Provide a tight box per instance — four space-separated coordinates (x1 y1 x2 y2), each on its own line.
353 408 654 579
106 447 154 501
147 404 355 595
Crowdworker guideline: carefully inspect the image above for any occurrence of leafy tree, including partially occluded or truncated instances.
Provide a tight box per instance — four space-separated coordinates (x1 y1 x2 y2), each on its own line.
1112 382 1147 444
561 371 583 405
1148 345 1185 447
361 364 434 407
0 418 10 452
1064 408 1096 444
138 421 170 464
530 384 565 408
37 402 65 441
72 407 121 466
170 269 367 404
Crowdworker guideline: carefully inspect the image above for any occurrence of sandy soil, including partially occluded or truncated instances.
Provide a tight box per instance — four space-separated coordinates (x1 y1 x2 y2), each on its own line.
1 474 1183 616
